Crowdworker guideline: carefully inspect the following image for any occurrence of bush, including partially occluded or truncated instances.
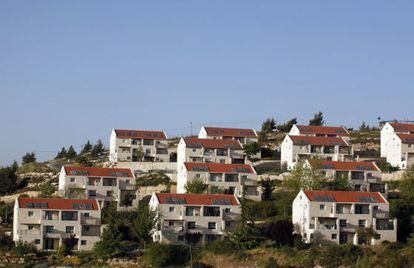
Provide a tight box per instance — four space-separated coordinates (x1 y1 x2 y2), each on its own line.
0 233 14 250
203 239 236 255
144 243 189 267
13 241 37 257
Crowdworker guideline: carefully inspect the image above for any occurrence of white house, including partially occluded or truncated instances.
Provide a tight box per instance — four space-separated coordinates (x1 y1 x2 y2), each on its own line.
58 166 138 209
381 122 414 169
289 124 350 142
306 160 386 193
292 190 397 245
13 197 101 251
386 133 414 170
149 193 240 245
177 162 261 201
109 129 169 162
281 135 353 170
198 126 258 144
177 137 245 166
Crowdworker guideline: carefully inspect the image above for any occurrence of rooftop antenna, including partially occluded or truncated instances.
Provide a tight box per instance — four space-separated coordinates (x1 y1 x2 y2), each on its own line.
190 121 193 136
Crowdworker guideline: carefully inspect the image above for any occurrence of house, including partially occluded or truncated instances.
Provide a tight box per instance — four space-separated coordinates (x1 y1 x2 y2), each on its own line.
289 125 350 142
13 197 101 251
149 193 240 245
198 126 258 144
381 122 414 169
109 129 169 162
58 166 137 209
177 137 245 165
306 160 386 193
177 162 261 201
281 135 353 170
292 190 397 245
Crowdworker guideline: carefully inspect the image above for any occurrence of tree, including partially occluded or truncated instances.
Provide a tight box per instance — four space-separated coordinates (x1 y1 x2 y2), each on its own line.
185 178 207 194
0 167 17 195
55 147 67 159
132 203 157 249
11 161 19 173
66 146 77 159
260 177 275 201
359 122 370 132
228 198 263 249
39 181 55 197
91 140 104 157
132 146 144 162
243 142 261 159
81 141 92 154
22 152 36 164
261 118 276 133
120 192 135 207
276 118 297 132
62 234 79 253
282 160 325 193
309 111 324 126
262 220 294 246
356 227 379 245
74 155 92 166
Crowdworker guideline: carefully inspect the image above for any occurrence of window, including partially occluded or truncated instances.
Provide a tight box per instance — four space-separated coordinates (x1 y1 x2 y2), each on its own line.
187 222 196 229
28 225 34 230
66 226 74 233
208 222 216 229
70 178 75 183
88 190 97 197
320 204 325 210
45 226 54 233
358 220 366 227
169 207 175 212
34 239 40 245
169 221 174 226
195 174 201 178
224 208 231 213
107 191 113 197
84 226 90 232
192 149 197 152
28 211 34 217
126 179 130 184
339 219 347 227
178 235 184 241
84 213 90 218
332 234 337 240
81 240 87 245
220 159 226 164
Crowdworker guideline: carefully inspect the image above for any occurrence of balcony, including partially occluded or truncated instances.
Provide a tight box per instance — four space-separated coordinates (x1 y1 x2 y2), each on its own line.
19 229 41 236
222 212 239 221
81 217 101 225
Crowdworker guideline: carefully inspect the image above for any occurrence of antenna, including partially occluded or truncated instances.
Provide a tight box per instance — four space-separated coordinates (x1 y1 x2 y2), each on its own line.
190 121 193 136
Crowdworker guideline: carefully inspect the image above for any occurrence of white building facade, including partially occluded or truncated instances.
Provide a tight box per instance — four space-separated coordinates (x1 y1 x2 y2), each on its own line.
150 193 240 245
177 137 245 166
198 126 258 144
177 162 261 201
13 197 101 251
289 124 350 142
58 166 138 209
381 122 414 169
281 135 353 170
109 129 169 162
292 190 397 245
306 160 386 193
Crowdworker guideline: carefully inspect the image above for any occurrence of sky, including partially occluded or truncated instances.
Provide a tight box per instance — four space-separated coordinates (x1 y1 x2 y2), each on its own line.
0 1 413 165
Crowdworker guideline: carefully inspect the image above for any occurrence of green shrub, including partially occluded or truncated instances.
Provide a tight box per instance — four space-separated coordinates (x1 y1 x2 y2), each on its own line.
144 243 189 267
203 239 236 255
13 241 37 257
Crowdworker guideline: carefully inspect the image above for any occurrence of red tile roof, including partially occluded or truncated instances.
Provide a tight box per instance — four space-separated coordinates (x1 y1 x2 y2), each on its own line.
184 137 242 149
114 129 167 140
396 133 414 144
389 123 414 133
18 198 99 210
317 161 380 171
303 190 387 203
204 127 257 138
64 166 133 177
295 125 349 136
288 135 349 146
184 162 255 173
155 193 239 206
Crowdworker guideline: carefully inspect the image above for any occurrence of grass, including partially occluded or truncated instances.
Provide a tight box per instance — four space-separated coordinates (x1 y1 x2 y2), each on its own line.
16 162 56 175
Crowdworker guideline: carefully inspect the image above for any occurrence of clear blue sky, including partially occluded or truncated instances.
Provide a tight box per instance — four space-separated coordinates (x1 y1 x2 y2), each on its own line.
1 1 413 165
